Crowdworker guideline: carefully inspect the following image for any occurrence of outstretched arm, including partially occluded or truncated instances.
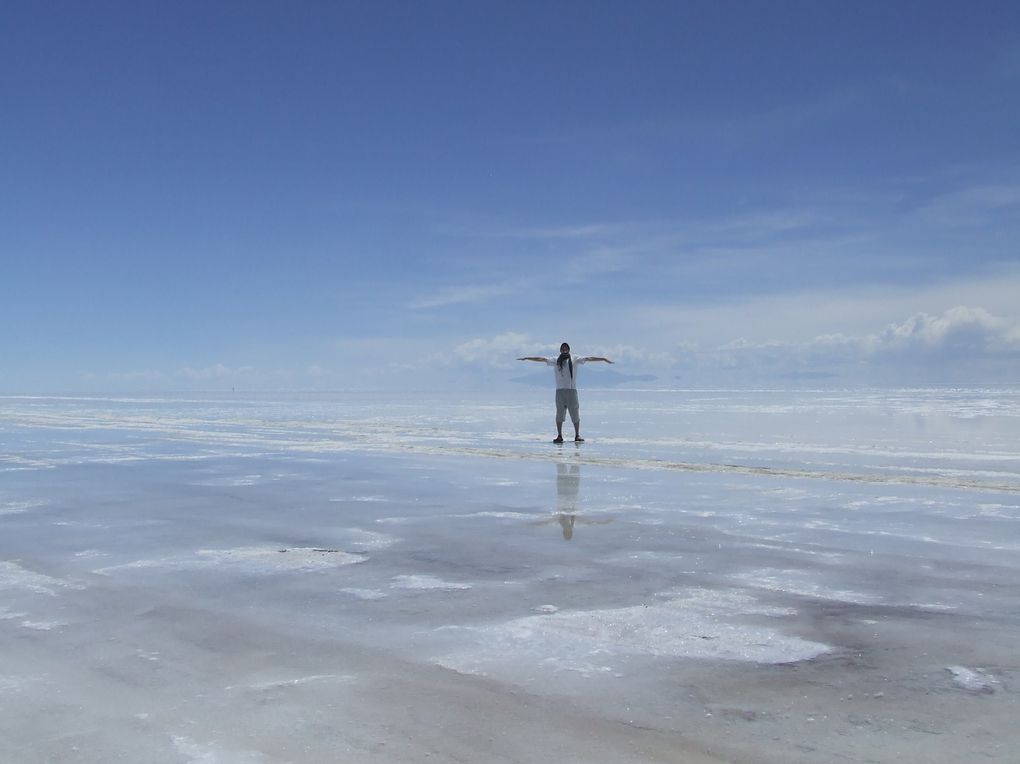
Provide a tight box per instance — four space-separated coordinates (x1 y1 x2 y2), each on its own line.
517 356 549 362
582 356 614 364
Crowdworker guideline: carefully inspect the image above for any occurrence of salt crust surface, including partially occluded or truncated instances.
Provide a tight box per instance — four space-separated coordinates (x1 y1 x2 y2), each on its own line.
173 736 266 764
95 546 366 574
947 665 1000 693
439 588 829 676
0 561 84 596
3 390 1019 764
391 574 473 591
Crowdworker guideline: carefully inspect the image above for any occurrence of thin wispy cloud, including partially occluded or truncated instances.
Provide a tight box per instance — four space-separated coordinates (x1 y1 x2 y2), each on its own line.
435 221 626 241
4 5 1018 392
408 284 518 310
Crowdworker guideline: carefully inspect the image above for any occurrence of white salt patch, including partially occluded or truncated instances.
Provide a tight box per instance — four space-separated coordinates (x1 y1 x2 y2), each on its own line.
0 561 84 596
74 549 107 559
732 568 880 605
947 666 999 694
343 529 395 550
195 474 262 487
172 735 267 764
976 503 1019 517
196 547 365 570
245 674 352 691
535 604 560 613
94 558 176 574
341 587 387 600
335 495 391 503
0 675 24 692
17 619 65 630
0 500 47 515
391 574 472 591
451 511 534 520
619 551 684 562
910 602 958 612
439 588 828 676
97 547 366 575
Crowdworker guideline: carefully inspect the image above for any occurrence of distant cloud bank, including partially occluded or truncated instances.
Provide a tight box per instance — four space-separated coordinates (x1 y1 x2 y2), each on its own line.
455 307 1020 386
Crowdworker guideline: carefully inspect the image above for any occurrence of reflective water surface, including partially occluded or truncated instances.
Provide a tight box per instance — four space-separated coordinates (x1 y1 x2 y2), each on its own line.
2 389 1018 762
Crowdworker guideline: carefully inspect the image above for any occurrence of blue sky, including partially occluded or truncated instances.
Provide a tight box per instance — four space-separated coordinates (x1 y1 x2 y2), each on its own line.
3 0 1019 392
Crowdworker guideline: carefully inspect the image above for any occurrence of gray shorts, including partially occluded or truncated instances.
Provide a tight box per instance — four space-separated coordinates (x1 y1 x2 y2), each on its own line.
555 388 580 424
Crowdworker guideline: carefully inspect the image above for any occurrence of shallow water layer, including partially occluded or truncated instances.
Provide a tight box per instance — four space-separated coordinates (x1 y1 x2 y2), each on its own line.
1 390 1018 763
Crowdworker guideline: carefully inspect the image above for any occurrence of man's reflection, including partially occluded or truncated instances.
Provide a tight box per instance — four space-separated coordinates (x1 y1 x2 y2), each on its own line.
529 462 613 541
556 462 580 539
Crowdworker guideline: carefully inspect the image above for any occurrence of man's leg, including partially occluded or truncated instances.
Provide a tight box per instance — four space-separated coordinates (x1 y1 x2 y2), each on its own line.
554 390 567 442
569 391 583 441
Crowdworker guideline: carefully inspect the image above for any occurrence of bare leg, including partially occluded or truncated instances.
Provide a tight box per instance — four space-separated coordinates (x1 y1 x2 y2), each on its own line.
573 421 583 442
555 421 564 443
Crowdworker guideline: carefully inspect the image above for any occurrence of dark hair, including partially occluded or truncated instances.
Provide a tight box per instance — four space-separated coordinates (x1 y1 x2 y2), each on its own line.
556 346 573 378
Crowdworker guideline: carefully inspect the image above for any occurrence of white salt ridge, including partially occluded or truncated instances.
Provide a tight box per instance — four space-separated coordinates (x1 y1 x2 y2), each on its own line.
73 549 108 559
391 574 472 591
0 675 25 692
732 568 881 605
450 511 536 520
342 529 396 550
244 674 352 691
439 588 828 677
96 547 366 574
18 620 66 631
7 395 1019 491
341 587 387 600
173 735 267 764
0 561 85 596
196 547 365 570
947 665 1000 693
195 474 261 486
0 499 47 515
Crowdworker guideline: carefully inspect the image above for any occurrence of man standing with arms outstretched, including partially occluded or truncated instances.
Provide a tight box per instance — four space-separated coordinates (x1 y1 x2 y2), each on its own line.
518 342 614 443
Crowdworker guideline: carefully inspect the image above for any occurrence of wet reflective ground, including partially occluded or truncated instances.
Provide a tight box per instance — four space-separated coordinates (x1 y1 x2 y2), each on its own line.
2 390 1019 762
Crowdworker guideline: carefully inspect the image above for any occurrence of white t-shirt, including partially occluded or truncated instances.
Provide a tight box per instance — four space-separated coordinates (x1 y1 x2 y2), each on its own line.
545 355 587 389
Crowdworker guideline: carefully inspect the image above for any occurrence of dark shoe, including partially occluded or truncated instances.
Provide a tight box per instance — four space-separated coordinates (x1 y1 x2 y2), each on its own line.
574 437 585 443
553 437 564 444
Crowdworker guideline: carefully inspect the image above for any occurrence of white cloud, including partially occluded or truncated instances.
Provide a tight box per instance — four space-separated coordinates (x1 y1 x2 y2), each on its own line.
175 364 255 381
452 332 534 368
563 246 636 281
874 307 1007 354
408 284 516 310
623 266 1020 349
495 223 623 240
686 307 1020 383
580 343 675 367
916 183 1020 227
439 221 625 240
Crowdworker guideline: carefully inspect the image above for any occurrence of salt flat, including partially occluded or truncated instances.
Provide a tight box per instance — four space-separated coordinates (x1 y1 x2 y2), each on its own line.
1 389 1018 763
